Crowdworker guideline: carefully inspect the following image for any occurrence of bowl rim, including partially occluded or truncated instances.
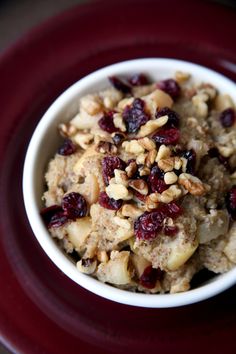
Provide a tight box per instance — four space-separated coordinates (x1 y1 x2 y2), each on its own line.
23 58 236 308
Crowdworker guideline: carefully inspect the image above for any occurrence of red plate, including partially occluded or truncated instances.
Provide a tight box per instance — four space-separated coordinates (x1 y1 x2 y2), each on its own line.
0 1 236 353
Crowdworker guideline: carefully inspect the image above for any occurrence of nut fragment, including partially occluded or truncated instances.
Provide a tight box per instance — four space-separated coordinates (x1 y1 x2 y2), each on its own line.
174 157 182 170
113 113 126 132
192 93 208 118
80 94 103 115
136 153 147 165
145 149 157 167
71 110 101 130
125 161 137 178
178 173 205 196
156 144 171 162
145 192 159 210
199 86 217 101
121 204 144 218
158 157 174 172
106 184 133 200
73 132 94 149
58 123 77 137
95 141 117 154
100 88 123 109
180 157 188 172
175 71 190 83
129 179 149 195
138 166 150 176
117 97 134 110
137 116 168 138
217 145 234 158
114 169 129 186
138 137 156 151
158 185 182 203
164 171 178 185
142 89 173 116
122 140 145 154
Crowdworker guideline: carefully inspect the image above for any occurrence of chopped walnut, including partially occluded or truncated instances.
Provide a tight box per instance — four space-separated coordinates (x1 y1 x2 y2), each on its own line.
129 179 149 195
125 161 138 178
122 140 145 154
178 173 205 196
137 116 168 138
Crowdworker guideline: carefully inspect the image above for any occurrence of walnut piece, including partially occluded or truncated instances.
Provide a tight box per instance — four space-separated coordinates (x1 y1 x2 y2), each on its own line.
164 171 178 185
178 173 205 196
122 140 145 154
121 204 144 218
129 179 149 195
125 161 137 178
137 116 169 138
106 184 133 200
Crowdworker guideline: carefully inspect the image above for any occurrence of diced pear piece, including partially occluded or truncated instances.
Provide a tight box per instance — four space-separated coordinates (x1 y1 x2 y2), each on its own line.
224 222 236 263
73 145 101 175
115 227 134 243
66 217 92 252
84 174 100 204
197 209 229 244
215 94 235 111
142 89 173 116
131 253 151 277
166 238 198 271
96 251 131 285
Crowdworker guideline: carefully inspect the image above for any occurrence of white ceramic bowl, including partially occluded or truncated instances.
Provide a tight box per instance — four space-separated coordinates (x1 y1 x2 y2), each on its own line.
23 58 236 307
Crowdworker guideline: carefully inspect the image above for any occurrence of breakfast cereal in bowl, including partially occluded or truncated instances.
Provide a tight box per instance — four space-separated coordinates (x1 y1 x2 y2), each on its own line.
40 66 236 294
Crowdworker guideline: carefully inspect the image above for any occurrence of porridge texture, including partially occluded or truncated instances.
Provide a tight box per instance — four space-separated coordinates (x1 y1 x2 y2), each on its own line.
41 72 236 293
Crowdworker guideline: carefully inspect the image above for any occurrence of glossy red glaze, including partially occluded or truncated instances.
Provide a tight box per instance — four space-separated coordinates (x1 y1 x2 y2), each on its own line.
0 1 236 353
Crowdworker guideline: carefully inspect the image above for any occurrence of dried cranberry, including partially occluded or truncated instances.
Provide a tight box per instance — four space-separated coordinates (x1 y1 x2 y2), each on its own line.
58 139 76 156
98 192 122 210
98 112 118 133
157 79 180 99
109 76 131 94
102 155 126 185
140 265 163 289
134 211 164 240
163 225 179 236
219 108 235 128
162 202 182 219
134 202 182 240
134 224 156 240
140 212 164 232
62 192 87 219
226 186 236 219
128 73 149 86
156 107 180 128
152 128 180 145
112 132 126 145
181 149 196 174
148 166 168 193
208 147 230 170
48 211 69 228
41 205 64 227
122 98 150 133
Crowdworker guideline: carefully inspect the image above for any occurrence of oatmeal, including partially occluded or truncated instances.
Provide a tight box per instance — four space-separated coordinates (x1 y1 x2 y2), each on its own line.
41 72 236 293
